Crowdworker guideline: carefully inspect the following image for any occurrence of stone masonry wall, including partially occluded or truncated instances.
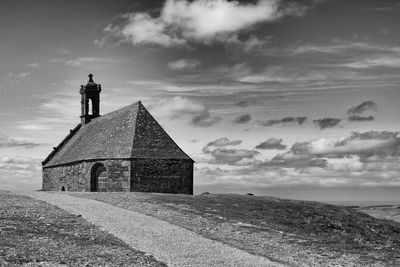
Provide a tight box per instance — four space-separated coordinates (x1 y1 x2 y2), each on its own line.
131 158 193 194
42 159 130 192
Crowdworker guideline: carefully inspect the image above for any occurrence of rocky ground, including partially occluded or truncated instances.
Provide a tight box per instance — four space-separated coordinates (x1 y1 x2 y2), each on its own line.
0 190 165 267
71 192 400 266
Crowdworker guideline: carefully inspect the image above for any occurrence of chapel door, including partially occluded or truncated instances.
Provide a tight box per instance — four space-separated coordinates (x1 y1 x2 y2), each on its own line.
91 164 107 192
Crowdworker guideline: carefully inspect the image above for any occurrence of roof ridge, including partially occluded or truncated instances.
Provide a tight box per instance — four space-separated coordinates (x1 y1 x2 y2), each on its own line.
42 123 81 165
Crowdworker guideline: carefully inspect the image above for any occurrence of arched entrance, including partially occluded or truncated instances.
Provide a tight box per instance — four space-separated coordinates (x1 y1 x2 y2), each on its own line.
91 163 107 192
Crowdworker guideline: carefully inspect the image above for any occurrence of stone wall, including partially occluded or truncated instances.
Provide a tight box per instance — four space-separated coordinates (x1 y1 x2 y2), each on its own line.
42 159 131 192
131 158 193 194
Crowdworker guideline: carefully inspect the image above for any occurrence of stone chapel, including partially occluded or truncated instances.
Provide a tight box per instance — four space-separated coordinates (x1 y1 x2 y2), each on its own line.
42 74 194 194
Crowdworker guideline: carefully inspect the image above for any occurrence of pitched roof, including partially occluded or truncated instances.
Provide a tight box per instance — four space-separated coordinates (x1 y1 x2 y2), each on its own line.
43 101 193 168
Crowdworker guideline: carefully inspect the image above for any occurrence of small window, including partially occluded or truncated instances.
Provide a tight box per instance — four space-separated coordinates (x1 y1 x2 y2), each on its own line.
61 186 65 191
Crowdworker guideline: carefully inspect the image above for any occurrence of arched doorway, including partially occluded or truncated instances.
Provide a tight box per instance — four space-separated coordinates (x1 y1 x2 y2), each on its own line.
91 163 107 192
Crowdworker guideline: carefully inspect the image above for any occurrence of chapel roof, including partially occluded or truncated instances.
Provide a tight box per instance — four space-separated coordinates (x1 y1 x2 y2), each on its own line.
43 101 193 168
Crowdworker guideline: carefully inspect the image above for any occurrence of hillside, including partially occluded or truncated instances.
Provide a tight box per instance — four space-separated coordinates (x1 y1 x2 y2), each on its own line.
71 192 400 266
0 191 165 267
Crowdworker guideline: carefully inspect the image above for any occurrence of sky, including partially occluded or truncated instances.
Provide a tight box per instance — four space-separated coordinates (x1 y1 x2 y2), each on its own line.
1 0 400 201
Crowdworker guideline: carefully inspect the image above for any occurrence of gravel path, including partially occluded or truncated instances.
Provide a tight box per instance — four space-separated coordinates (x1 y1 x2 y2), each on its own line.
19 191 284 267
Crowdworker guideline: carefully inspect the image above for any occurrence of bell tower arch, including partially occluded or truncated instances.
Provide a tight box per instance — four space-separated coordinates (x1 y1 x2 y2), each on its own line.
80 74 101 124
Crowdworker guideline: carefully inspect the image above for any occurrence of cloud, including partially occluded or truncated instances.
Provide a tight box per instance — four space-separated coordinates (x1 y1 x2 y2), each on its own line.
345 57 400 69
197 131 400 190
347 101 378 115
24 62 39 68
348 115 374 122
258 116 306 127
191 111 222 127
255 138 287 150
168 58 201 70
7 72 31 84
234 98 262 107
269 152 328 168
313 118 341 130
233 114 252 124
238 65 326 83
210 148 260 165
63 57 120 67
266 131 400 172
203 137 242 153
150 96 221 127
0 133 42 149
291 131 400 157
101 0 310 47
292 41 400 55
0 155 41 190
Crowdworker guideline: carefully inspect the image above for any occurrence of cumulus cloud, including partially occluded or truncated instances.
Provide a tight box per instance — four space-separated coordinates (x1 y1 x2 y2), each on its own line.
234 98 262 107
197 131 400 190
100 0 310 47
264 131 400 173
348 115 374 122
0 133 42 149
150 96 221 127
313 118 341 130
258 116 306 127
191 111 222 127
291 131 400 157
203 137 242 153
168 58 201 70
210 148 260 165
347 101 378 115
255 138 287 150
233 114 252 124
269 152 327 168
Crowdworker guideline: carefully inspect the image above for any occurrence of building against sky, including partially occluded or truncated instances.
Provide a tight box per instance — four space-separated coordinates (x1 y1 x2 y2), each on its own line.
1 0 400 200
42 75 194 194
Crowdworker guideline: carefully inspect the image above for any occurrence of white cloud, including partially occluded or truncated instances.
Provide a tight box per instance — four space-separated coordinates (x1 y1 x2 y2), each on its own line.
345 57 400 69
168 58 201 70
210 148 260 165
238 66 326 83
7 72 30 79
24 62 39 68
203 137 242 153
0 155 42 190
101 0 307 47
66 57 120 67
292 132 400 156
149 96 221 127
0 133 42 149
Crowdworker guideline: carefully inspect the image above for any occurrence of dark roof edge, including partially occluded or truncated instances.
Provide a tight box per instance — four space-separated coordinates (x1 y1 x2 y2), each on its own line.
42 124 81 166
43 157 194 169
137 101 195 162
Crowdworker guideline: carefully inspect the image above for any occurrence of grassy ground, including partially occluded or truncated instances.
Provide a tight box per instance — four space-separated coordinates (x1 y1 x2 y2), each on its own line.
71 192 400 266
357 205 400 223
0 190 166 267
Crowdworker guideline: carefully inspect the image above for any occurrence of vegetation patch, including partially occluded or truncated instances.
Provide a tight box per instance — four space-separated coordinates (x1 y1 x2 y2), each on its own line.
0 190 165 267
72 192 400 266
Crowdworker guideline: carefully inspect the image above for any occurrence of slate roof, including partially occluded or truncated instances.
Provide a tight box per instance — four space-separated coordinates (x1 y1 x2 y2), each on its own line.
43 101 193 168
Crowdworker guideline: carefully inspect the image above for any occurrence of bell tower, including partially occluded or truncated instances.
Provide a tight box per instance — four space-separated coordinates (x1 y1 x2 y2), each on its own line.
80 74 101 125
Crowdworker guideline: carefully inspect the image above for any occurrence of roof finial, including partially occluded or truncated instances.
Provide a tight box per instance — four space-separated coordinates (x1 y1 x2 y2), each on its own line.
88 73 94 83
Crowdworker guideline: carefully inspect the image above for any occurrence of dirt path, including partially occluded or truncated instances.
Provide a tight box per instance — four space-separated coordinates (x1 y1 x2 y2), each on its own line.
19 191 284 267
